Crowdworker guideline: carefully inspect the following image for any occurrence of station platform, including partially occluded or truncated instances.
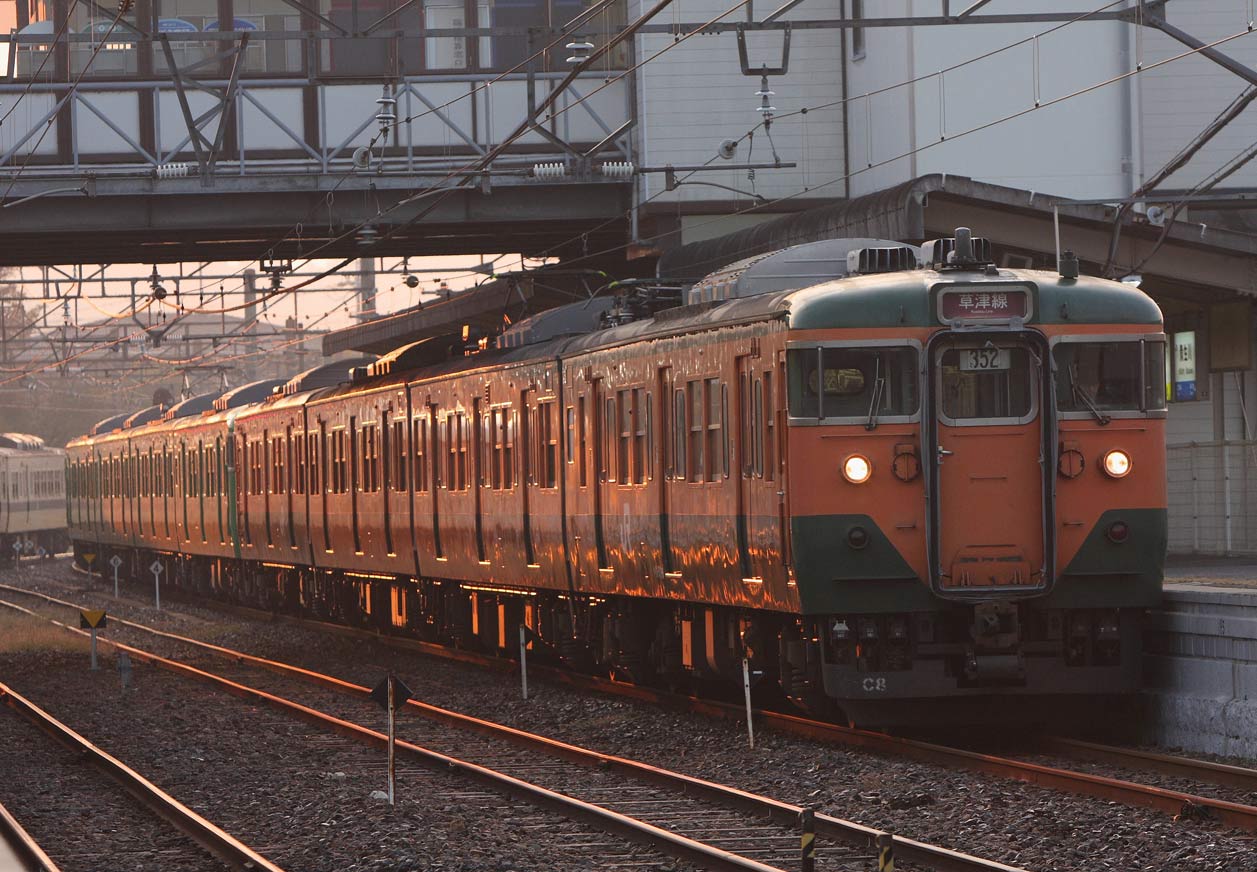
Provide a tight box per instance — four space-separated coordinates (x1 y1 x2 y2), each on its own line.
1143 578 1257 761
1165 557 1257 588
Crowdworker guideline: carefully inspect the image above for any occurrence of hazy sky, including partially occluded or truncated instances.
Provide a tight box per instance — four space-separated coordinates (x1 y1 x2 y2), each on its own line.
10 252 521 337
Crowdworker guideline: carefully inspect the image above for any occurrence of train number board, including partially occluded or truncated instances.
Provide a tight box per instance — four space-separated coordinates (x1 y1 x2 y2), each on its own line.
959 348 1010 371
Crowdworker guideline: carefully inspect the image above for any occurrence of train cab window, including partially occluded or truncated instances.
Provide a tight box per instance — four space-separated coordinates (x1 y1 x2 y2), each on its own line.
788 346 919 421
940 345 1034 422
1053 339 1167 416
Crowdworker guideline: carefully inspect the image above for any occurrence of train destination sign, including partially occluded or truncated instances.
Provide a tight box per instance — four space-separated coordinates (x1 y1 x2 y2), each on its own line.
939 289 1028 322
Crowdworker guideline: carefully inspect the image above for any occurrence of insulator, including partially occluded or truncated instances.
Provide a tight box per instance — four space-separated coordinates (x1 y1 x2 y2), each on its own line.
532 162 567 181
565 40 594 64
155 162 192 179
117 0 134 13
599 161 635 180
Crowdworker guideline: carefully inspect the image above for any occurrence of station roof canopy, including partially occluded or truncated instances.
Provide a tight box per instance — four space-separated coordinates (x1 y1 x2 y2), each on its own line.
659 174 1257 304
324 175 1257 359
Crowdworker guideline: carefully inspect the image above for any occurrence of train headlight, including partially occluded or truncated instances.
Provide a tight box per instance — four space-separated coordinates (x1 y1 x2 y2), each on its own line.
842 454 872 484
1101 449 1132 479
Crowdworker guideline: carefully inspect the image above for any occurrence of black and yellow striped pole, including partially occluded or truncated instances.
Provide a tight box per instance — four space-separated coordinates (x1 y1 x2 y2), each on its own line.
799 807 816 872
876 833 895 872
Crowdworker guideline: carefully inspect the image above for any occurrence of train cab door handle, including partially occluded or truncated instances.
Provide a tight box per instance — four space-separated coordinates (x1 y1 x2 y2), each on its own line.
937 447 954 458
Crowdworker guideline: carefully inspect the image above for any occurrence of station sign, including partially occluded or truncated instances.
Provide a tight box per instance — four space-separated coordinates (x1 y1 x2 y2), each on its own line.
1174 331 1197 401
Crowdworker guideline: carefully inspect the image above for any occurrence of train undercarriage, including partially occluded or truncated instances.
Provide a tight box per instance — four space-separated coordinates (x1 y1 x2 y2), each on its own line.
71 543 1142 725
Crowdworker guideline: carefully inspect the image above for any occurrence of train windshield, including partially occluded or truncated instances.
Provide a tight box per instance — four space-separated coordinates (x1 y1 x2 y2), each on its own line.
787 346 918 421
1053 339 1167 414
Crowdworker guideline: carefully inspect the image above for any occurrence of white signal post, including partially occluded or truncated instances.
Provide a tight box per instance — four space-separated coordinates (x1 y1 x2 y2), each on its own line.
110 554 123 597
387 676 396 807
519 624 529 701
742 658 755 750
150 559 163 610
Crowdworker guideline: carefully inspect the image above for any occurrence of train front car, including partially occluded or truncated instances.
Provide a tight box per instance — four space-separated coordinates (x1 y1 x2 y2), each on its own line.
785 230 1166 724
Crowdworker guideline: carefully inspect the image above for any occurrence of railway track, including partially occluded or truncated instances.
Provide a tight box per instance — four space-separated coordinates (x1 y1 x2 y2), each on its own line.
57 575 1257 832
0 798 61 872
0 584 1026 872
0 678 284 872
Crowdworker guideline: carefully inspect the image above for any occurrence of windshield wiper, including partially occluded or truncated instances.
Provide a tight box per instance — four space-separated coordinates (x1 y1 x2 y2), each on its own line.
1068 363 1111 426
866 355 886 431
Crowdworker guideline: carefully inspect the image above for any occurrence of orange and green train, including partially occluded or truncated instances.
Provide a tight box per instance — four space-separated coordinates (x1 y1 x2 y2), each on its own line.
66 228 1166 725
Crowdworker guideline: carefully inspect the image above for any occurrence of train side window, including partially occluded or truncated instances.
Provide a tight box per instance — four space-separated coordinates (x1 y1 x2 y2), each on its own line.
577 396 588 487
706 378 722 483
632 388 647 485
643 392 653 483
753 379 765 478
413 417 429 493
273 434 286 495
445 416 456 490
687 381 705 482
673 389 687 480
458 412 469 491
604 397 616 483
617 390 631 485
764 372 776 481
720 383 730 479
392 420 407 492
565 405 575 466
540 400 558 489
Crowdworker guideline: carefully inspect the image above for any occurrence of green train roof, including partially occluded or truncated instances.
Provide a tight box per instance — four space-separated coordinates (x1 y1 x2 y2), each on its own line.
787 268 1163 330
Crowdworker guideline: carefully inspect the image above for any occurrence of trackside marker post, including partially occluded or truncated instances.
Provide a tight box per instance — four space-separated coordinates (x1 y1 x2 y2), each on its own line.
519 624 528 700
150 559 163 610
800 807 816 872
370 675 412 807
742 657 754 749
79 610 107 670
109 554 123 597
876 833 894 871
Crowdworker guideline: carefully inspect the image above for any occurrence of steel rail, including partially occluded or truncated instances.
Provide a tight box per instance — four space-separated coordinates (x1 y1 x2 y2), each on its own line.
0 600 793 872
1035 736 1257 793
0 680 285 872
0 799 62 872
0 585 1024 872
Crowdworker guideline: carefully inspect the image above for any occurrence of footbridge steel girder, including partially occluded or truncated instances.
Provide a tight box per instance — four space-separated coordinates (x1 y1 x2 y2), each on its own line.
0 177 630 265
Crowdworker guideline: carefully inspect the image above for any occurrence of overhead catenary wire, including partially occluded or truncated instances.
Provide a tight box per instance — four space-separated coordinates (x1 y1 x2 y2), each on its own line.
5 8 1256 385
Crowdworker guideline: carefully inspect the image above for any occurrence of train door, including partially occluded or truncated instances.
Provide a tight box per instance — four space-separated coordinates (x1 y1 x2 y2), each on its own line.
591 378 608 569
735 357 754 578
927 332 1052 594
656 366 675 573
520 387 536 566
427 402 443 560
472 397 486 563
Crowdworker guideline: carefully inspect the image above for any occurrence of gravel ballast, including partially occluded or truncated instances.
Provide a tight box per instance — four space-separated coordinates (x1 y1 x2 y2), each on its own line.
5 560 1257 871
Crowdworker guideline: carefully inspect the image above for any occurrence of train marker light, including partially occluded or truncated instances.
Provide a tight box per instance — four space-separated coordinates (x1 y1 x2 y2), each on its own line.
842 454 872 484
1106 521 1130 544
847 526 870 550
1102 449 1132 478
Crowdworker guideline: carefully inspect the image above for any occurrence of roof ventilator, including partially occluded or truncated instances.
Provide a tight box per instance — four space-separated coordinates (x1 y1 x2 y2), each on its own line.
845 245 920 276
924 227 993 270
